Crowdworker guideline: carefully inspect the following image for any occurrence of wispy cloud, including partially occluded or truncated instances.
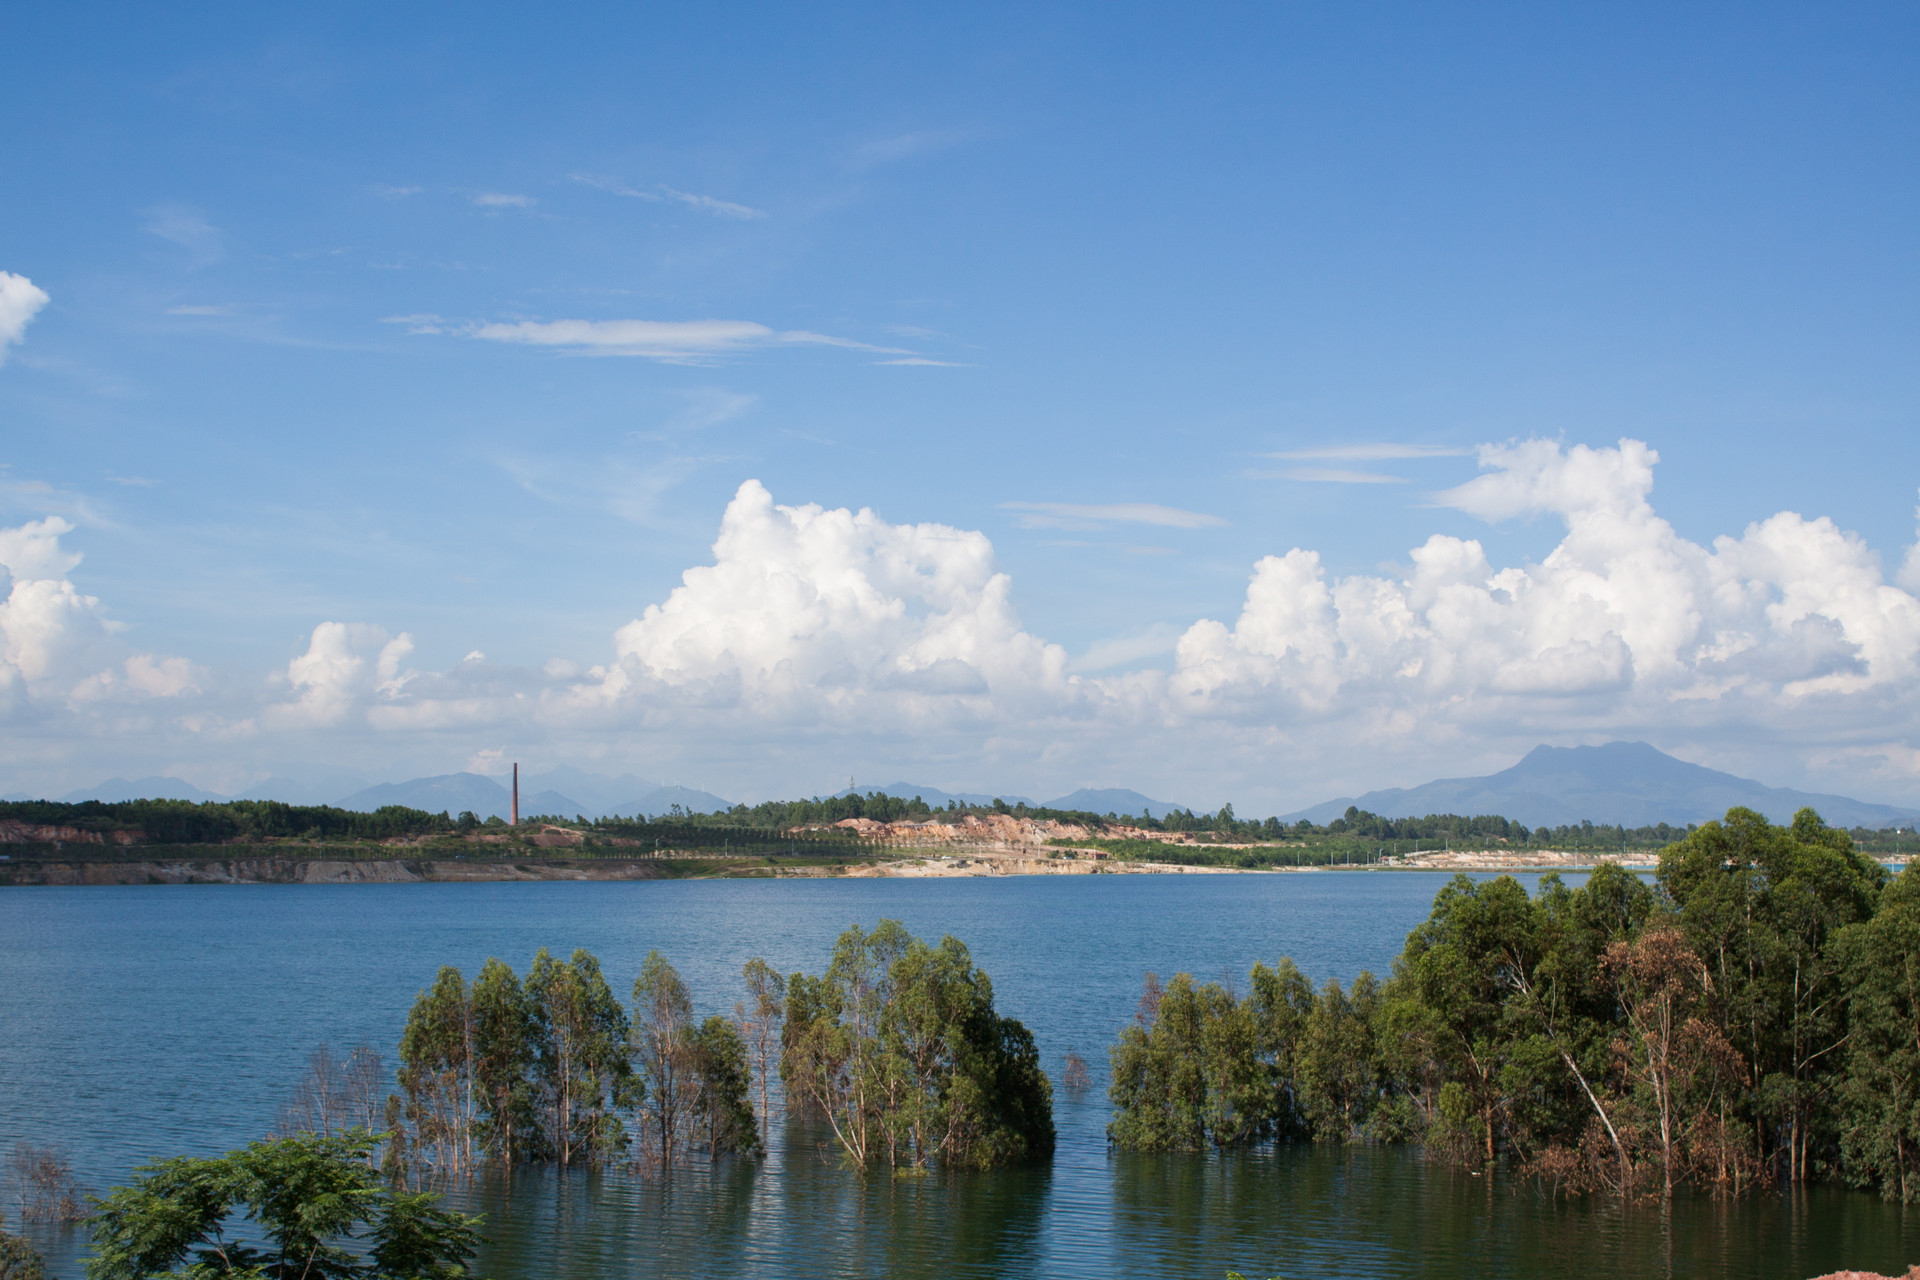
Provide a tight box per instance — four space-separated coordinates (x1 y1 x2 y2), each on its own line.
1069 623 1184 672
646 388 758 438
851 130 972 169
165 304 234 317
370 185 422 200
1257 467 1410 484
0 472 113 527
776 329 912 354
472 192 536 208
468 317 911 364
497 448 737 526
875 356 970 367
107 475 157 487
572 173 765 220
144 206 223 269
379 313 448 335
1001 501 1227 530
1267 443 1470 461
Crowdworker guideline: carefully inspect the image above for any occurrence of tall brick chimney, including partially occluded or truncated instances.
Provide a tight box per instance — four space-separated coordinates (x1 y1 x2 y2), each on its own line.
511 762 519 827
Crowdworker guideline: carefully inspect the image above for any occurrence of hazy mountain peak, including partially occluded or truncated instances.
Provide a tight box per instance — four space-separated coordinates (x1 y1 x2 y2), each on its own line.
1284 742 1920 829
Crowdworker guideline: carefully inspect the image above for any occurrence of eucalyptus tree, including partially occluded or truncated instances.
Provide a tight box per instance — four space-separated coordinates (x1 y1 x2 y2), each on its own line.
1660 807 1885 1181
783 922 901 1163
527 948 633 1167
1295 974 1382 1142
1247 958 1316 1140
1107 973 1229 1151
783 920 1053 1170
1837 863 1920 1200
470 957 538 1163
690 1016 761 1158
1108 957 1384 1151
632 950 696 1167
1390 874 1544 1162
398 967 476 1173
737 957 786 1143
1602 927 1738 1198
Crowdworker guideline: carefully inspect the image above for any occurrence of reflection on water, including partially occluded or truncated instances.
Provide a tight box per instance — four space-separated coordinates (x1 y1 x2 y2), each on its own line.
5 877 1918 1278
1107 1146 1918 1280
460 1115 1053 1280
386 1140 1920 1280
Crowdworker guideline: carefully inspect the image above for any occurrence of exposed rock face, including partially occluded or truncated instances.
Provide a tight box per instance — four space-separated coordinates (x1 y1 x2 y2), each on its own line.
1809 1268 1920 1279
812 813 1097 849
0 820 141 845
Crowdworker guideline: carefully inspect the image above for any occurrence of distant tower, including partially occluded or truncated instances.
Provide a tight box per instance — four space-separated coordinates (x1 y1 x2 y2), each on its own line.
511 762 519 827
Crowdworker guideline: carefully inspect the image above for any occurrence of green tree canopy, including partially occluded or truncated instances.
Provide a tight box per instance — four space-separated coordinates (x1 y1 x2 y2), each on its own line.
85 1131 481 1280
782 920 1054 1170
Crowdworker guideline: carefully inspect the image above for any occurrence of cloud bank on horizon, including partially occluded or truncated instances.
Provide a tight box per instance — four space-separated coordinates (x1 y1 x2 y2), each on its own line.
4 437 1919 811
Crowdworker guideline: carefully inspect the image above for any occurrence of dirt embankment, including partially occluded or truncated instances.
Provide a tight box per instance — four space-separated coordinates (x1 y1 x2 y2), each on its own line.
0 819 142 846
839 854 1236 878
805 812 1099 851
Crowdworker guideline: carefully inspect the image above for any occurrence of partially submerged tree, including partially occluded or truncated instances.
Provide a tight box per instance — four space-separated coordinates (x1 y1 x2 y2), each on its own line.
85 1131 482 1280
469 959 538 1165
527 948 633 1167
690 1017 760 1159
1837 863 1920 1200
783 920 1053 1169
399 967 477 1173
6 1144 84 1224
1101 807 1908 1201
276 1045 387 1153
736 958 785 1144
631 950 696 1167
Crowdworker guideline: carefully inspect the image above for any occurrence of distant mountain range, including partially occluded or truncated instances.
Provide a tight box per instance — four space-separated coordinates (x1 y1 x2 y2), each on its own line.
32 743 1904 831
23 771 1185 821
1283 742 1920 829
56 775 231 804
331 774 734 821
32 767 735 822
1045 788 1187 820
839 782 1035 808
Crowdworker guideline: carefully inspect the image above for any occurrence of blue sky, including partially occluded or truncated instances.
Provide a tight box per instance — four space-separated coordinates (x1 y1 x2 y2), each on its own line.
4 3 1920 811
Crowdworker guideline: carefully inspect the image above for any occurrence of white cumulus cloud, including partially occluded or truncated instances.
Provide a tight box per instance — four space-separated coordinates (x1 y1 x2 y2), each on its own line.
268 622 416 728
1170 438 1920 747
587 480 1072 723
10 440 1920 811
0 517 200 709
0 272 50 364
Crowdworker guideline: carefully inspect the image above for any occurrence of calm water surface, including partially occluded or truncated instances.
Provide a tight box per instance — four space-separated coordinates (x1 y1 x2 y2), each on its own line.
2 873 1914 1278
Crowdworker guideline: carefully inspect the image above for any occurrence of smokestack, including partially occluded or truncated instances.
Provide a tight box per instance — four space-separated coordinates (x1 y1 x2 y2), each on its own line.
511 762 519 827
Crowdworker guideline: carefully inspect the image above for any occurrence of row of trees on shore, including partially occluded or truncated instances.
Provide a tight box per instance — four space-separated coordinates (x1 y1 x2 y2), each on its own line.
9 790 1913 858
1108 806 1920 1201
0 797 455 844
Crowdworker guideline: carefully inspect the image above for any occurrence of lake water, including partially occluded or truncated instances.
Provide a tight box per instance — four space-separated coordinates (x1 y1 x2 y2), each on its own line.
3 873 1916 1278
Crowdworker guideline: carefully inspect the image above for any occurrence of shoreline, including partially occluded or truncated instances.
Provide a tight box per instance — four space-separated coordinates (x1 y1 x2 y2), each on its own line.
0 849 1740 886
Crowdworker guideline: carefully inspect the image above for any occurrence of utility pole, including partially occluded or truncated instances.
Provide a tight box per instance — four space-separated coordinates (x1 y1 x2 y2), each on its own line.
511 762 519 827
